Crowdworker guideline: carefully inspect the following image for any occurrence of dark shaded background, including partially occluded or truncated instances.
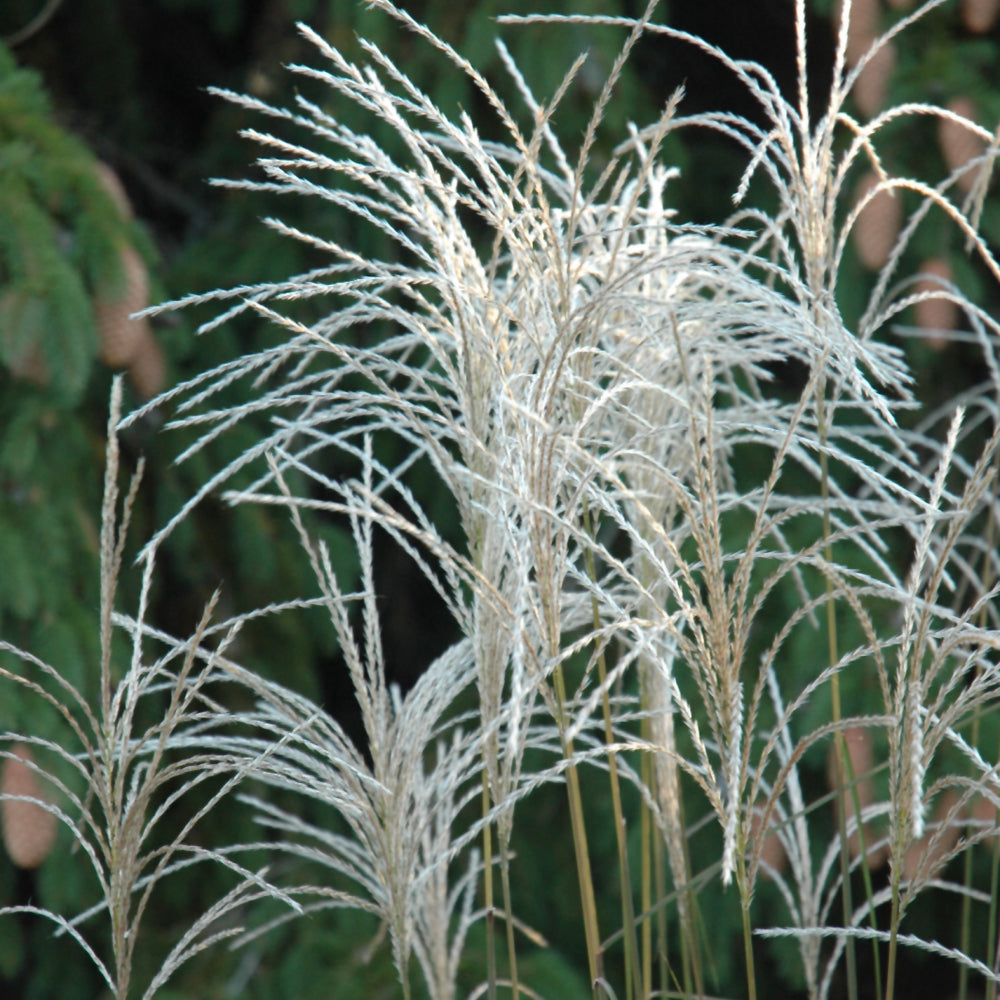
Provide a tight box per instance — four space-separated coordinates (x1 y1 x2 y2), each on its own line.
1 1 998 997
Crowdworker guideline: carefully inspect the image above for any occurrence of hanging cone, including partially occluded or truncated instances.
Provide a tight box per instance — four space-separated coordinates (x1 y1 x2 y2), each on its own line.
749 801 788 876
127 323 167 400
94 244 151 368
852 171 902 271
5 348 48 385
852 41 896 118
0 290 49 386
961 0 1000 33
914 257 957 350
902 789 962 882
93 160 134 219
968 793 999 845
828 726 889 869
2 743 57 869
939 96 987 195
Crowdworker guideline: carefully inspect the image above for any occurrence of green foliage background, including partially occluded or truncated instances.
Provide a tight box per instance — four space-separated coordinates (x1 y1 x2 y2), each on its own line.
0 1 998 997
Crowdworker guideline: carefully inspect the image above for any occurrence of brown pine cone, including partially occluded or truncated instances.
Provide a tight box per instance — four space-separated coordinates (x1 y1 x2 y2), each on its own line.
828 726 889 869
939 96 987 195
852 171 901 271
961 0 1000 33
852 41 896 118
94 244 151 368
127 323 167 400
2 743 57 869
914 257 957 350
93 161 134 219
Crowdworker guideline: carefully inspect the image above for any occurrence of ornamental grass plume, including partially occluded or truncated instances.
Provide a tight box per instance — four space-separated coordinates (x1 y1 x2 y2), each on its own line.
0 379 300 1000
129 1 1000 997
214 461 493 1000
5 1 1000 999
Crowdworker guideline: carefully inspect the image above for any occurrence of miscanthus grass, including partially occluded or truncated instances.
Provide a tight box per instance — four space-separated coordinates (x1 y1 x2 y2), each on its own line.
5 1 1000 998
0 380 303 1000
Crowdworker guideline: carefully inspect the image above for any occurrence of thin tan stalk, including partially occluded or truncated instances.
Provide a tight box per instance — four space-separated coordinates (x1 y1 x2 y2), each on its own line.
817 382 877 1000
958 794 976 1000
595 645 643 1000
481 773 498 1000
975 714 1000 1000
676 783 703 1000
640 733 653 996
885 872 902 1000
476 722 518 1000
737 851 759 1000
582 508 642 997
551 659 603 990
841 743 884 1000
960 479 998 1000
987 794 1000 1000
652 814 668 994
498 836 521 1000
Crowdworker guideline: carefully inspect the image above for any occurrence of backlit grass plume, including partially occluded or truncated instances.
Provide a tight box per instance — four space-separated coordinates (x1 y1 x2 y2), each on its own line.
4 1 1000 998
0 379 301 1000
